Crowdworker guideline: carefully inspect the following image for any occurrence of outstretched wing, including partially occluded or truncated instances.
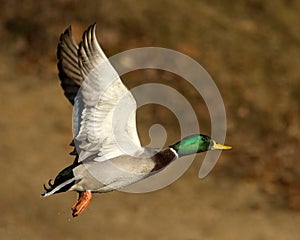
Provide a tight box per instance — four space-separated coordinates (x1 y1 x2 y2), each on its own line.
73 24 142 162
57 26 82 105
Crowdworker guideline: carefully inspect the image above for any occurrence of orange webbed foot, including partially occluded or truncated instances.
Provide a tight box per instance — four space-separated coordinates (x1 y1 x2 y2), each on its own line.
71 191 92 217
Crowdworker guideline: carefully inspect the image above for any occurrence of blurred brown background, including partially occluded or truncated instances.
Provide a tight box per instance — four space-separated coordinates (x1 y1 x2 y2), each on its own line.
0 0 299 239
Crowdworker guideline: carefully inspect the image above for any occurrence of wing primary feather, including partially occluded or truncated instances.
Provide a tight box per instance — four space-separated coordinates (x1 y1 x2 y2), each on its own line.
57 25 82 104
67 23 142 163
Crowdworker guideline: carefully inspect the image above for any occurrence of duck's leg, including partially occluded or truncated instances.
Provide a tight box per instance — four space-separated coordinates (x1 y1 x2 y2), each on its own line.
71 191 92 217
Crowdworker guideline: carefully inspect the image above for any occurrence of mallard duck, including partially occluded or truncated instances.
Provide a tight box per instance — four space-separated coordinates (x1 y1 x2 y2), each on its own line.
42 24 232 217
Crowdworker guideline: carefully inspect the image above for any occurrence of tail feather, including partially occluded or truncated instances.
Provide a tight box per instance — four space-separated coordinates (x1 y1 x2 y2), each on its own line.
41 164 79 197
42 178 76 197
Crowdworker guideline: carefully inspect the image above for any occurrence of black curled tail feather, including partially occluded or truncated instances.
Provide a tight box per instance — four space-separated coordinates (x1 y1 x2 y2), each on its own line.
42 141 80 196
41 163 78 196
43 179 54 192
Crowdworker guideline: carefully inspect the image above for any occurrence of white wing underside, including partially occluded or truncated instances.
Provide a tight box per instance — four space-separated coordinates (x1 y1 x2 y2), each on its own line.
73 25 142 162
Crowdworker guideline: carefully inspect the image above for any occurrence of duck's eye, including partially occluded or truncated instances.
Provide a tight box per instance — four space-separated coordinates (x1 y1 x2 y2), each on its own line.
202 136 208 141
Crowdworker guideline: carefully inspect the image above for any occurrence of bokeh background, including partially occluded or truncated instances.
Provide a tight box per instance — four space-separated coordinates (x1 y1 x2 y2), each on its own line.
1 0 299 239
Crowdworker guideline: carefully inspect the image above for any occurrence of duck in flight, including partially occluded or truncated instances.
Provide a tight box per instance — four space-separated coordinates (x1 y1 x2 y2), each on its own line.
42 24 232 217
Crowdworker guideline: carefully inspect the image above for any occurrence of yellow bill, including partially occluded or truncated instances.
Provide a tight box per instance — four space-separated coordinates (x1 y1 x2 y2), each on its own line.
211 140 232 150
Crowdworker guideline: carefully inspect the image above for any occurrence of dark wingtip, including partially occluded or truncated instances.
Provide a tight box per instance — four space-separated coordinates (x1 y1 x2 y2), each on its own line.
59 25 72 42
89 22 97 30
65 25 72 34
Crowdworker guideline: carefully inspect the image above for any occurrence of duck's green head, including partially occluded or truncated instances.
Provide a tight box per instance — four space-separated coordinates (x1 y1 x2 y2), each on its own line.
170 134 232 157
